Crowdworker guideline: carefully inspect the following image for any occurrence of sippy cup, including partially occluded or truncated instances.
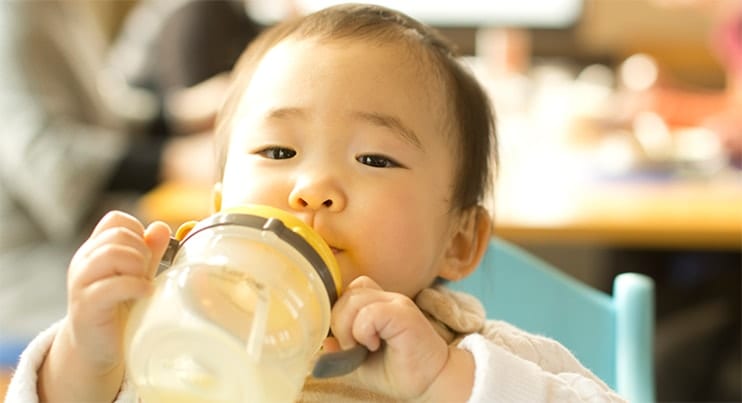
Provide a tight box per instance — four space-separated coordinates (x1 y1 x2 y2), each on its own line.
124 205 363 403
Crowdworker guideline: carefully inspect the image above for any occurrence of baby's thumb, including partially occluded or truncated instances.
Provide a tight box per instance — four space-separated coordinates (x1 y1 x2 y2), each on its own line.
144 221 172 277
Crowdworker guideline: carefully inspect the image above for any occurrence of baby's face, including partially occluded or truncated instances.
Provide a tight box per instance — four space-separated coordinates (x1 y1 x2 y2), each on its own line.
220 37 460 297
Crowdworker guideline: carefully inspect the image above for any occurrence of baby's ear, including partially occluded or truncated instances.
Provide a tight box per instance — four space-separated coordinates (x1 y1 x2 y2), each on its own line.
438 206 492 281
211 182 223 213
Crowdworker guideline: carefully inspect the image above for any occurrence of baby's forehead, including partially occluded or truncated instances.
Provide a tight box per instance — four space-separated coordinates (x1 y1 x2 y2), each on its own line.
253 36 455 121
269 35 432 67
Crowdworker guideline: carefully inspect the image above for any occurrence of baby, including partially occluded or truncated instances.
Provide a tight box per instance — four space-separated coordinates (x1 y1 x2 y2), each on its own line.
8 4 624 402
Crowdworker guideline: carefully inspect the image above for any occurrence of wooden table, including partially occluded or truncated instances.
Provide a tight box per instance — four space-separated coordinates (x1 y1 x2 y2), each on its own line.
492 177 742 250
1 369 10 401
138 177 742 251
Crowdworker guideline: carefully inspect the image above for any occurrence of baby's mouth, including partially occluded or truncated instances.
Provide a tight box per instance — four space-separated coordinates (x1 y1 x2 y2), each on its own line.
330 247 342 255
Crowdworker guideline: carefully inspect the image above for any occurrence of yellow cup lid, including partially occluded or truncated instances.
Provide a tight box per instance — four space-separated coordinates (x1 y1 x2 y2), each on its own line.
176 205 343 303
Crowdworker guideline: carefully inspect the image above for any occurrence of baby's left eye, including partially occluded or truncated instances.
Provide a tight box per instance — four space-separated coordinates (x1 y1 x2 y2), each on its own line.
356 154 401 168
255 146 296 160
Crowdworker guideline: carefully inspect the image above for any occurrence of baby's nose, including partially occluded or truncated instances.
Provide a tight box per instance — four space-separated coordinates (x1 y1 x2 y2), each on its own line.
295 197 333 209
288 177 346 212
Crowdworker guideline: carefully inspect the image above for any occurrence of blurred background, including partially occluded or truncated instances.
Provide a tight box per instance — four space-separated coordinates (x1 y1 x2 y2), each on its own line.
1 0 740 401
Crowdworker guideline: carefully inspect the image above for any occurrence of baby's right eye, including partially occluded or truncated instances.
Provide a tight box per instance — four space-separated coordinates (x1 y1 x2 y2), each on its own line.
255 146 297 160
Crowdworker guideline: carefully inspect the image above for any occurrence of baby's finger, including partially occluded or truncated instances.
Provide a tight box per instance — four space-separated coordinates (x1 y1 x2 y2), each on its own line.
351 297 420 352
78 275 153 317
351 302 387 352
69 226 151 285
77 225 149 258
144 221 172 278
330 286 393 350
73 221 148 267
89 211 145 239
345 275 384 292
73 244 150 288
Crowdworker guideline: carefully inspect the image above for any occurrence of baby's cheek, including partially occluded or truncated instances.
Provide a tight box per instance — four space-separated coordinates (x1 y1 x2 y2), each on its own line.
221 176 286 209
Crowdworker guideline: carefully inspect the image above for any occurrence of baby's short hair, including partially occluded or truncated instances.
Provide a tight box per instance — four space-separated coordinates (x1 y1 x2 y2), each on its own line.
215 4 497 210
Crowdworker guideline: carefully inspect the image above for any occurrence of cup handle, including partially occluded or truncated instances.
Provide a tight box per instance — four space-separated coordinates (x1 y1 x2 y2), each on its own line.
156 237 181 276
311 344 369 378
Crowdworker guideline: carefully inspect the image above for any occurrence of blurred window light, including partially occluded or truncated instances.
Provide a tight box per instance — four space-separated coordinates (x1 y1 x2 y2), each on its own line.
633 111 673 160
247 0 584 28
619 53 659 92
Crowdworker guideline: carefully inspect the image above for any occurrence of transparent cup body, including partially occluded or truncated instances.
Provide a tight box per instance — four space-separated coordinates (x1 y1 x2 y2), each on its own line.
124 225 332 403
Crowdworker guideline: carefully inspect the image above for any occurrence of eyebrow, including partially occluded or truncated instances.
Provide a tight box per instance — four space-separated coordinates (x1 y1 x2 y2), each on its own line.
265 107 306 121
351 111 423 150
264 107 423 150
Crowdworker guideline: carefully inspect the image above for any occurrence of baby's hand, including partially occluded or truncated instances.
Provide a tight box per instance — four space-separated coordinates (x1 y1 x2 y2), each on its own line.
327 276 470 401
64 211 170 373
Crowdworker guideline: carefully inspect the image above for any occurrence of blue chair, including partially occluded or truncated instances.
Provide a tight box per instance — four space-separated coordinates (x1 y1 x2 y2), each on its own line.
448 238 655 403
0 339 27 369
